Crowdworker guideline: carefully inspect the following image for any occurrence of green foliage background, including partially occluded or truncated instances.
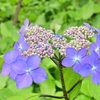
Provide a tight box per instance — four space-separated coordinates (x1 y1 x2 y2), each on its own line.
0 0 100 100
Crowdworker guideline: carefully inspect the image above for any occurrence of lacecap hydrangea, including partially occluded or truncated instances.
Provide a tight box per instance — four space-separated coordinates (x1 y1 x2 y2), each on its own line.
1 19 100 89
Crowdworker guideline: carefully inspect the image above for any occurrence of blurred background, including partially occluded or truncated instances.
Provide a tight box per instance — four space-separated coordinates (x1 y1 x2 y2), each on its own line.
0 0 100 100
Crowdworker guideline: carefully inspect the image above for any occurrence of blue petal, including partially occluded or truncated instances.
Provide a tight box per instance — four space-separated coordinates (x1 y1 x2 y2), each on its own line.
1 64 11 76
10 71 17 80
11 59 27 74
90 51 99 65
96 35 100 47
19 25 26 34
31 68 47 83
18 35 25 43
62 58 75 67
92 71 100 85
83 22 91 29
24 18 29 27
90 43 97 54
4 50 19 64
77 48 87 58
78 64 91 77
81 55 90 65
17 55 27 61
16 73 32 88
22 42 29 51
26 55 41 70
66 48 77 59
73 62 82 72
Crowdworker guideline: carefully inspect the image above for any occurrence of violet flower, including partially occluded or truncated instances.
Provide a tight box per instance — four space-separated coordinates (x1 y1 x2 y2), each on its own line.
19 18 32 34
14 35 29 53
62 47 89 72
11 55 47 88
1 50 19 79
78 51 100 85
90 35 100 57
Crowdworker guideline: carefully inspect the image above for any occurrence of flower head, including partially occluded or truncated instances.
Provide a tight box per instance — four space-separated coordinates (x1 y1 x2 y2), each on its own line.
90 35 100 57
62 47 89 72
11 55 47 88
19 18 32 34
14 35 29 53
1 50 19 79
78 51 100 85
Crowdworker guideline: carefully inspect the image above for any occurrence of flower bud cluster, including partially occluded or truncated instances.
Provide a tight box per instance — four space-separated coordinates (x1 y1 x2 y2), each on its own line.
21 24 54 58
52 34 67 55
64 26 94 50
64 26 94 39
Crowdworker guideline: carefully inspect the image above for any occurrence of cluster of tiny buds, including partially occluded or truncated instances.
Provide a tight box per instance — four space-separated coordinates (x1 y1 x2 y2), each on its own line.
64 26 94 50
64 26 94 39
67 39 91 50
21 24 54 58
22 41 54 58
51 34 67 55
25 25 53 43
20 23 95 57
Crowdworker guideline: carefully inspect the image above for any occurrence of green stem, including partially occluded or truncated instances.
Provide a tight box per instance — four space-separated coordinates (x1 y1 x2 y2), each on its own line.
58 54 69 100
58 64 69 100
40 94 65 99
67 79 82 93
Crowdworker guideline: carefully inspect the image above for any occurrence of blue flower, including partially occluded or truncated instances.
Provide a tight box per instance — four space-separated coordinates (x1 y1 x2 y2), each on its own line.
90 35 100 57
14 35 29 53
19 18 32 34
62 47 89 72
78 51 100 85
1 50 19 79
11 55 47 88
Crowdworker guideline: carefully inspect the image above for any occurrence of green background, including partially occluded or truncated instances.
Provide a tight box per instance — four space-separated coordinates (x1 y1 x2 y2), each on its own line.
0 0 100 100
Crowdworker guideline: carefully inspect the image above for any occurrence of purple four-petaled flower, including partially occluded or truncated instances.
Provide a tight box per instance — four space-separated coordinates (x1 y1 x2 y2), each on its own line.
19 18 32 34
1 50 19 79
78 51 100 85
62 47 89 72
11 55 47 88
14 35 29 53
90 35 100 57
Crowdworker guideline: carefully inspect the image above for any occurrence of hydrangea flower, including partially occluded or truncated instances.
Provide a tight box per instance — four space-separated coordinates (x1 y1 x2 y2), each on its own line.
62 47 89 72
19 18 32 34
78 51 100 85
1 50 19 79
14 35 29 53
90 35 100 57
11 55 47 88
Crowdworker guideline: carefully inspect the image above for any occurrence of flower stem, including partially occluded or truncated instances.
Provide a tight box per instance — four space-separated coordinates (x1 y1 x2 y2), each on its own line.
58 64 69 100
40 94 65 99
58 54 69 100
67 79 82 93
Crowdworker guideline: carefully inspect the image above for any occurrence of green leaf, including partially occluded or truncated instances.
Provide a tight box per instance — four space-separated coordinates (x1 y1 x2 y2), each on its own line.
0 22 11 37
75 94 90 100
80 77 92 97
0 88 14 100
63 68 81 90
40 57 56 69
0 75 8 89
68 81 81 100
0 57 4 70
63 68 81 99
81 0 94 19
7 79 33 95
89 77 100 100
7 93 39 100
39 78 56 95
81 76 100 100
94 4 100 13
0 38 7 52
